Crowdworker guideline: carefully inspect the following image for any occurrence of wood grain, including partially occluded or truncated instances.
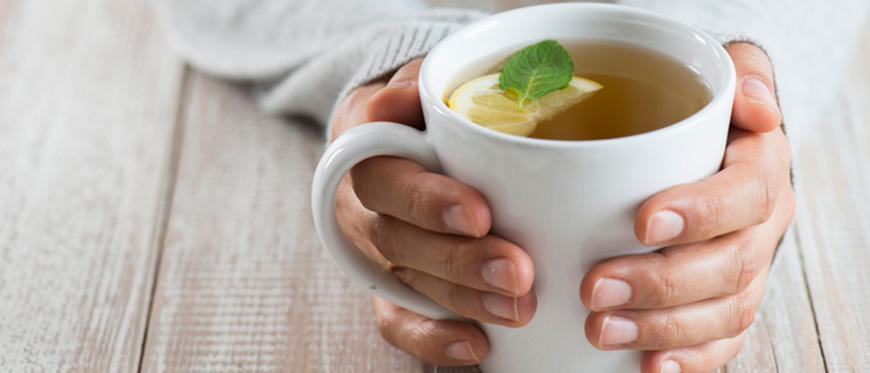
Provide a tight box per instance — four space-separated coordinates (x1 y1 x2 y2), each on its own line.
2 0 866 370
725 230 826 372
139 73 423 372
0 0 183 371
793 25 870 372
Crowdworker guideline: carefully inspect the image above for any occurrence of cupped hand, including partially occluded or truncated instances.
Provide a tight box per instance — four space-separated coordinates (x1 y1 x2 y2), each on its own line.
330 58 537 366
579 42 795 373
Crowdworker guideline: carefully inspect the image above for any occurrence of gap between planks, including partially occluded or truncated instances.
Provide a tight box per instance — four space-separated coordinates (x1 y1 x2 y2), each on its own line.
136 65 192 373
792 223 828 372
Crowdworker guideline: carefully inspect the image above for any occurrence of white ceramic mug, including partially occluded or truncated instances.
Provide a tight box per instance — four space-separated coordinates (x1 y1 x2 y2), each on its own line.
312 3 735 372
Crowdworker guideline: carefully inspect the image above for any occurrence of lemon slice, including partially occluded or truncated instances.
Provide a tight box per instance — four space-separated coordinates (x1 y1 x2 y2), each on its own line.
447 73 602 137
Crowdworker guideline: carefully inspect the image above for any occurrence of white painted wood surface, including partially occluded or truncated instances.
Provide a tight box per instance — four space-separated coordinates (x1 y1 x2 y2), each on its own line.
792 27 870 372
0 0 183 371
0 0 868 371
138 73 423 372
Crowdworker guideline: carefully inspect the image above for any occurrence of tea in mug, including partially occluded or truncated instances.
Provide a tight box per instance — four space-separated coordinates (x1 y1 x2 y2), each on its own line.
448 40 712 140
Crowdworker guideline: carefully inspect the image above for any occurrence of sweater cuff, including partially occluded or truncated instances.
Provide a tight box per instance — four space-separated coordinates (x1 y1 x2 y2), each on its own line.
327 10 486 139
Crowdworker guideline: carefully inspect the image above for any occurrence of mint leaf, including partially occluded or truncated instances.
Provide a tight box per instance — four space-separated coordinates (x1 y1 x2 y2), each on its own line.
499 40 574 111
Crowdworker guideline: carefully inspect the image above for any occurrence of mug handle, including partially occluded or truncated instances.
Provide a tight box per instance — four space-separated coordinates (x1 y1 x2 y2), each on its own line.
311 121 461 320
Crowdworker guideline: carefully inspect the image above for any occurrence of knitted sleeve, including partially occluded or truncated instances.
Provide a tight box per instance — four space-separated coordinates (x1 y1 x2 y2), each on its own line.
157 0 486 128
160 0 869 147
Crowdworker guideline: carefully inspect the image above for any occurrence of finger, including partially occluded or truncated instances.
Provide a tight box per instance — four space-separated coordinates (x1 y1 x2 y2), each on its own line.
330 79 388 140
330 57 424 139
366 58 426 129
394 267 537 327
353 59 487 236
726 42 782 133
584 266 768 351
368 213 534 296
584 182 793 311
372 295 489 366
640 331 747 373
351 156 492 237
634 128 791 246
336 173 390 268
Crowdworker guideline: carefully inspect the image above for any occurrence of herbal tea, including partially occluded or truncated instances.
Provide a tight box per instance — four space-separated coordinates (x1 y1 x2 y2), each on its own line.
448 40 712 140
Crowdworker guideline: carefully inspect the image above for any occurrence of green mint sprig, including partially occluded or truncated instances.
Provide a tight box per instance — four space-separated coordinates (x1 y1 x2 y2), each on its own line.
498 39 574 111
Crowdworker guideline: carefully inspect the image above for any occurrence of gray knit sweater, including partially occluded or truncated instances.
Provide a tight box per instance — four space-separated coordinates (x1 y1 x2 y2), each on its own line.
158 0 869 148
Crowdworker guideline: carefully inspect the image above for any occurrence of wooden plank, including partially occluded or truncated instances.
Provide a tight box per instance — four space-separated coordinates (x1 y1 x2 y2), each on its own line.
793 24 870 372
139 72 422 372
725 230 825 372
140 6 864 373
0 0 183 371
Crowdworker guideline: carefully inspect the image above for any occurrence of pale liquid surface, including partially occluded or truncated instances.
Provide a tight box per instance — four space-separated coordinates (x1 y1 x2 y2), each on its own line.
528 41 711 140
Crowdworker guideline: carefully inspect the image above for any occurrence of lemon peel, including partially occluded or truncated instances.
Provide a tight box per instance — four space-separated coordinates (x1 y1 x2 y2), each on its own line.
448 73 602 137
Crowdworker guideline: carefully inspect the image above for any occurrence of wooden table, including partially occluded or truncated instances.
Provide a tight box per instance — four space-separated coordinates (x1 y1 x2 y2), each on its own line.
1 0 868 371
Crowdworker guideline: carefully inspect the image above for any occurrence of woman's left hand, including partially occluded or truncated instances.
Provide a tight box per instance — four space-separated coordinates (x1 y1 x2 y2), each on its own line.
579 42 796 373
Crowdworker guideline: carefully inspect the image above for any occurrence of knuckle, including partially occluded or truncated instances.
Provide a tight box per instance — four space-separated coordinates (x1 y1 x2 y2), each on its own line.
697 195 724 235
652 270 680 306
365 214 383 246
407 319 440 361
731 240 761 294
368 216 404 265
754 170 778 223
444 284 465 313
403 179 431 224
439 243 463 280
738 310 757 336
728 294 758 336
656 312 685 348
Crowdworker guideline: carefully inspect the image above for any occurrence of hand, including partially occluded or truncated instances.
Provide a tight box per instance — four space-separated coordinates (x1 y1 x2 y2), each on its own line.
578 42 795 373
330 58 537 365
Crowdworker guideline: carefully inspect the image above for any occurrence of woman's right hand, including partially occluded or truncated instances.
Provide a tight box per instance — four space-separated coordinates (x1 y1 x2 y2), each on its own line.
329 58 538 365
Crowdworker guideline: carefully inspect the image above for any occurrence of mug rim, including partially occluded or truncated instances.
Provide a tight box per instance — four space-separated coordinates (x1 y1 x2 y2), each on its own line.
418 3 736 149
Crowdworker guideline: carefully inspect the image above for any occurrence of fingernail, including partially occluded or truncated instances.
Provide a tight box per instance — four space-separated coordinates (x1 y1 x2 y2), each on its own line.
599 315 638 346
482 258 519 295
661 360 682 373
645 210 684 244
387 80 414 89
446 341 479 362
483 294 520 322
742 77 779 112
443 205 480 237
591 278 632 310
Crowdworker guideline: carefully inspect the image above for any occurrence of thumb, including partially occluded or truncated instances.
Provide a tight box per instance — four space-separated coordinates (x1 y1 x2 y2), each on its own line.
365 58 426 129
726 42 782 133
